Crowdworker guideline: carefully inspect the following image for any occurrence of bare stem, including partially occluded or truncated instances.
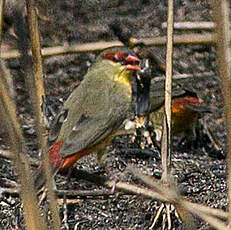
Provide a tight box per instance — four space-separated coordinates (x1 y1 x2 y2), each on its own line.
0 0 5 49
161 21 215 30
1 33 217 59
25 0 61 229
161 0 174 183
211 0 231 225
0 60 47 230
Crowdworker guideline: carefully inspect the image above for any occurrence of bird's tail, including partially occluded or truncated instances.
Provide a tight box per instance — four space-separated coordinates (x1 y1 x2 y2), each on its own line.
185 103 213 114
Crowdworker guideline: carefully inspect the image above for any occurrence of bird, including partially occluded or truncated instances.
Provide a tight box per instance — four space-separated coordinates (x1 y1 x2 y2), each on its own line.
148 80 211 146
35 46 142 189
108 19 211 146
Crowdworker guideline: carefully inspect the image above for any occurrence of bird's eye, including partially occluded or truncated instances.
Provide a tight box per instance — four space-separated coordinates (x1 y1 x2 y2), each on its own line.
102 52 127 64
102 52 115 61
113 54 122 62
112 52 128 64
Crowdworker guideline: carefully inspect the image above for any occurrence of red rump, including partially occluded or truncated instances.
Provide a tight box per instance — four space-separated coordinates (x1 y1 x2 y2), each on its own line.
47 140 94 170
49 140 65 169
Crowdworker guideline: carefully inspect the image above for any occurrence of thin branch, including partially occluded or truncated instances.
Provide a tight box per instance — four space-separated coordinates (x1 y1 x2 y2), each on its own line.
0 149 39 166
1 33 217 59
183 201 229 230
211 0 231 225
0 0 5 49
127 165 177 201
162 21 216 30
142 33 216 46
152 71 215 82
0 0 12 98
183 201 228 220
26 1 45 119
0 60 47 230
56 189 132 198
25 0 61 229
161 0 174 183
0 168 229 224
70 168 229 221
129 165 196 229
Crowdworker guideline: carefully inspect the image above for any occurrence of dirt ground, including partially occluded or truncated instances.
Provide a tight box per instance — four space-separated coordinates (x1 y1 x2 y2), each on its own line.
0 0 229 229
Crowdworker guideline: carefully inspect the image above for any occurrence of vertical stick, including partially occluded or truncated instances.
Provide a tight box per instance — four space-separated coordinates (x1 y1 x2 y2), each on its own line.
0 0 5 48
161 0 174 183
211 0 231 225
0 61 48 230
25 0 61 229
25 0 45 126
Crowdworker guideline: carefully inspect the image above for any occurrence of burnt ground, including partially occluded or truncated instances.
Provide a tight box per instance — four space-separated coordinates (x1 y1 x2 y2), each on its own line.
0 0 229 229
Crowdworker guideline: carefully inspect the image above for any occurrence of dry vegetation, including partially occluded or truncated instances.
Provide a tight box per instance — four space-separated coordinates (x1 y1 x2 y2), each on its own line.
0 0 231 229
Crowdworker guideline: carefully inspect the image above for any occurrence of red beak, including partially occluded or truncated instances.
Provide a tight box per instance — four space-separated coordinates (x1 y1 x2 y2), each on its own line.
125 54 140 62
125 64 141 71
125 54 141 71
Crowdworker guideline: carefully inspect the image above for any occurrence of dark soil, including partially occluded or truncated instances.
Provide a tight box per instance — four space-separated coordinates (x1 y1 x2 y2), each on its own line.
0 1 228 229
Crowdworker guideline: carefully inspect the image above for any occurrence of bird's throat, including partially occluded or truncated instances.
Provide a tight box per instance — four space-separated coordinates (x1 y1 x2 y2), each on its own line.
114 68 132 89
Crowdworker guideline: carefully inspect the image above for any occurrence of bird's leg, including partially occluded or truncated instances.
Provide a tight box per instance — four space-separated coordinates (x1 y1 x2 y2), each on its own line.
133 115 159 150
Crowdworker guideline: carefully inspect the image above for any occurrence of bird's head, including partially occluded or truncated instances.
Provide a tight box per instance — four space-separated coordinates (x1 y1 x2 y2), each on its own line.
91 46 151 116
94 47 141 86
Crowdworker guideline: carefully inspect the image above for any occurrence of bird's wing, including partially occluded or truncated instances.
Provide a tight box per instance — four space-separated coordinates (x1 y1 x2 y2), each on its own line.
149 81 186 112
49 67 132 157
185 104 212 113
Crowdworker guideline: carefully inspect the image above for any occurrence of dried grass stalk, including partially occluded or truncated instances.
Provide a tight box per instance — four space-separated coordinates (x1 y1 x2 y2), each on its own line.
1 33 217 59
0 0 5 48
211 0 231 225
25 0 61 228
0 60 47 230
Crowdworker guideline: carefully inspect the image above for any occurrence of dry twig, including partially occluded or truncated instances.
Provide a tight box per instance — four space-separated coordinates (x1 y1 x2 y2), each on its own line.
0 0 5 49
161 0 174 183
0 149 39 166
25 0 61 228
211 0 231 226
152 71 214 82
1 33 217 59
0 166 229 228
162 21 216 30
0 60 47 230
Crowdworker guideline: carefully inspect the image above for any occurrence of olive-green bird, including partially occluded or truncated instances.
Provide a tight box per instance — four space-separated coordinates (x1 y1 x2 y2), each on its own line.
35 46 141 188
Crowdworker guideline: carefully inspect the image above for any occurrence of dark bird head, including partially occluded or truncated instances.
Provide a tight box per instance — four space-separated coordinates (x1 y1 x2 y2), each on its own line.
132 59 151 116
